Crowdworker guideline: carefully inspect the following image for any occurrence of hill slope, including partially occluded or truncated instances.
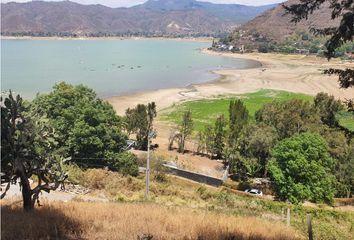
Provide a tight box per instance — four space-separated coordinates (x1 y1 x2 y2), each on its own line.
1 0 276 37
237 0 339 42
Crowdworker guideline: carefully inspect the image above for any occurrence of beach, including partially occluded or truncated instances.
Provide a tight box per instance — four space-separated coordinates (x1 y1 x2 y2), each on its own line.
107 49 354 115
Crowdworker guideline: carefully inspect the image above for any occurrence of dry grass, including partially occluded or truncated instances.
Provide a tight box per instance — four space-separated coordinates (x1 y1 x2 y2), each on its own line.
1 201 302 240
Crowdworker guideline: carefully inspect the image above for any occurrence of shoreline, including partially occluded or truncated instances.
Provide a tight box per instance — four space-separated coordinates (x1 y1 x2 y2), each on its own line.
0 35 213 43
106 49 354 115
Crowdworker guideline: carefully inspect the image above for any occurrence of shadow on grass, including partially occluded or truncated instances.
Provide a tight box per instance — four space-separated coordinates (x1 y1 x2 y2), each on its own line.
1 203 83 240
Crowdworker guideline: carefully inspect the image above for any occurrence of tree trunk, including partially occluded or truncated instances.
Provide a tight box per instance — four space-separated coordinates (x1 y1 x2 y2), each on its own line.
18 168 34 211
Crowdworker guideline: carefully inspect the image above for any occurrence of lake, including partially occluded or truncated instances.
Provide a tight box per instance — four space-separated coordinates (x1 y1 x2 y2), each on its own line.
1 39 260 99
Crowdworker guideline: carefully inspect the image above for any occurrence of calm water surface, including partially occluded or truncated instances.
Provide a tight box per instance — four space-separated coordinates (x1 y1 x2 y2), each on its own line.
1 39 260 98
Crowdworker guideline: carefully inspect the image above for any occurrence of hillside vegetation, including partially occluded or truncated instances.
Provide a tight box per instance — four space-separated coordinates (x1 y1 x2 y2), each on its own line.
4 166 353 240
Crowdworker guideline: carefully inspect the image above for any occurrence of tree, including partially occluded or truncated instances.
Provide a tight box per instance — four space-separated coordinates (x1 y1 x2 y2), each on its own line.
125 102 156 150
31 82 136 175
1 92 67 211
212 115 227 159
314 92 344 127
228 100 249 149
195 130 206 155
177 110 193 154
334 137 354 197
204 124 214 158
239 123 279 177
268 133 336 204
255 99 321 139
284 0 353 111
229 152 261 180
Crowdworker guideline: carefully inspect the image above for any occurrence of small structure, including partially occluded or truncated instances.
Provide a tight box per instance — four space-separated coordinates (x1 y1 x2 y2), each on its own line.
296 48 310 55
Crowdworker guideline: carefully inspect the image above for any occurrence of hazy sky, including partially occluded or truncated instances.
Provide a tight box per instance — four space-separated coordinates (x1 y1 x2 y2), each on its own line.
1 0 286 7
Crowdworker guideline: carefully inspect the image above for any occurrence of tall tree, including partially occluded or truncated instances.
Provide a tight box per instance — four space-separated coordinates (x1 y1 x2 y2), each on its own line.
333 136 354 197
228 99 249 149
125 102 157 151
204 124 214 158
212 114 227 159
284 0 354 111
178 110 193 154
1 92 67 211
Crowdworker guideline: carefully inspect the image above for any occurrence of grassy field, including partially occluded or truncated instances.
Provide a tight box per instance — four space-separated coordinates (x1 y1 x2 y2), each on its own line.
9 165 349 240
337 111 354 132
161 89 354 132
1 201 301 240
2 166 353 239
161 89 313 131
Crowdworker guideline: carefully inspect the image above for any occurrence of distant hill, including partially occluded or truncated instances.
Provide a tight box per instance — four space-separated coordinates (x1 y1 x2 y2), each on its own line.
236 0 339 42
1 0 276 37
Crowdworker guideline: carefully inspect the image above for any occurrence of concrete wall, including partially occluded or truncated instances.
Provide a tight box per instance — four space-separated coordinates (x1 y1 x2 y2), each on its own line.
163 164 225 187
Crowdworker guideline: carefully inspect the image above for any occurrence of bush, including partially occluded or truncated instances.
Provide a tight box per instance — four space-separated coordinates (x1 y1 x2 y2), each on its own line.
106 151 139 176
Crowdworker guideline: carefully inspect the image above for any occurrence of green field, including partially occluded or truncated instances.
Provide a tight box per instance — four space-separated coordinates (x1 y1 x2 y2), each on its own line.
162 89 354 132
337 111 354 132
161 89 313 131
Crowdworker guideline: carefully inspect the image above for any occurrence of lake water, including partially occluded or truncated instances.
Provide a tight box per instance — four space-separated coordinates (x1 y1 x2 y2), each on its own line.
1 39 260 99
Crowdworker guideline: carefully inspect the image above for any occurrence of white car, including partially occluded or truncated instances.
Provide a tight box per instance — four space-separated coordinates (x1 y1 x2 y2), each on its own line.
245 188 263 196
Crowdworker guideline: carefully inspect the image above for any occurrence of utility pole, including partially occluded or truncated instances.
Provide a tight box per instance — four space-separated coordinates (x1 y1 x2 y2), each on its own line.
145 130 156 200
145 136 150 200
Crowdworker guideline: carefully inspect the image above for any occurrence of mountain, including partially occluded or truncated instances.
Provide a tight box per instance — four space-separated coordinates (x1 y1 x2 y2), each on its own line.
236 0 339 42
1 0 277 37
136 0 277 22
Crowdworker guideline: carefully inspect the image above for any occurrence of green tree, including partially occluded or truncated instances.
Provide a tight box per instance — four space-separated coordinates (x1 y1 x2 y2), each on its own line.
239 123 278 177
256 99 320 139
195 130 206 155
1 92 67 211
212 115 227 159
229 152 261 180
268 133 336 204
31 82 136 175
178 110 193 154
125 102 156 150
204 124 214 158
228 99 249 149
334 137 354 198
314 92 344 127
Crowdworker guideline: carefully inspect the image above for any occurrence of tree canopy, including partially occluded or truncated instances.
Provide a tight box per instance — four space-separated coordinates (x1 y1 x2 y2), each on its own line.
31 82 137 175
255 99 320 139
268 133 336 204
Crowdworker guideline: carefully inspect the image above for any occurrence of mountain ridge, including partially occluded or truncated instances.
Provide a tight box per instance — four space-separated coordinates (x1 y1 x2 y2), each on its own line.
1 0 277 37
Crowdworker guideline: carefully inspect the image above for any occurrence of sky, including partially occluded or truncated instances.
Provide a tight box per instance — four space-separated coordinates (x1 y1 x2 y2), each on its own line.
1 0 286 7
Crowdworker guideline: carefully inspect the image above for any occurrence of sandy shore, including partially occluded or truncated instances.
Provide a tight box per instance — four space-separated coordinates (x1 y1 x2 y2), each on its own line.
107 49 354 115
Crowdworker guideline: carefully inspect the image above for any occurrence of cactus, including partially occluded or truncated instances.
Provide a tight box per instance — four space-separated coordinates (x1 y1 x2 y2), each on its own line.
1 91 67 211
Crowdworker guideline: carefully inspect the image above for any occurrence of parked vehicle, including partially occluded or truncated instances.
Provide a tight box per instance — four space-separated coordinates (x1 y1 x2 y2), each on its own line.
245 188 263 196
